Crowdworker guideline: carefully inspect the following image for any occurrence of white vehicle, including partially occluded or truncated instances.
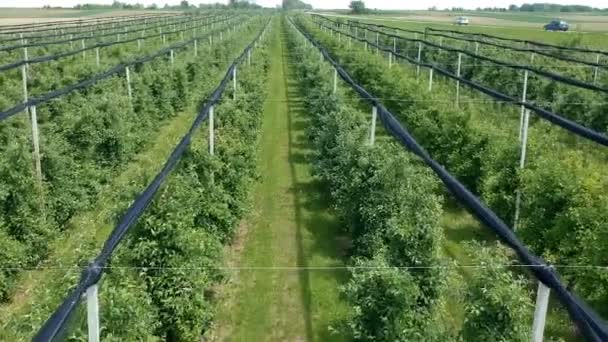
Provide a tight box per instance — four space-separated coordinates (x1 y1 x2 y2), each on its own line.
456 16 470 25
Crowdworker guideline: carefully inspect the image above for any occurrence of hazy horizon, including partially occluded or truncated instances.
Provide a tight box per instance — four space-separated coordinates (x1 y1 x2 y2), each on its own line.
0 0 606 10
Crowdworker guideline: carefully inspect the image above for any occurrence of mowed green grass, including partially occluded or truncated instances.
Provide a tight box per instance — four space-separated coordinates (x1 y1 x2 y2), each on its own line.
210 19 350 341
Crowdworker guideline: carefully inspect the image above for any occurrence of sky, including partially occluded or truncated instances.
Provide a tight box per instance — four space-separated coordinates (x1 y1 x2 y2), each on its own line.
0 0 606 10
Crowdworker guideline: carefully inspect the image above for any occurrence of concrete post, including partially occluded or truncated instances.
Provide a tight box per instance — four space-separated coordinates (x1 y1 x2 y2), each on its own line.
86 284 100 342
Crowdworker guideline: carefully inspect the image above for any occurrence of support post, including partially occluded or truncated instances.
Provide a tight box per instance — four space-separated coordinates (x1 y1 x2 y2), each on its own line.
518 70 529 141
163 34 166 45
369 106 377 145
30 105 42 183
428 68 434 92
593 54 600 84
393 37 397 53
475 42 479 54
86 284 100 342
96 48 100 67
81 39 86 60
137 39 141 51
513 108 530 231
125 66 132 102
233 66 237 101
388 52 392 68
194 39 198 57
248 49 251 65
531 281 550 342
209 105 214 155
170 49 174 65
333 68 338 94
416 42 422 78
21 64 28 106
375 32 379 55
456 52 462 107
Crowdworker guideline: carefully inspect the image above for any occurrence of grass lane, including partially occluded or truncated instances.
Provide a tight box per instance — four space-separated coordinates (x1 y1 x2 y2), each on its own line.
211 19 349 341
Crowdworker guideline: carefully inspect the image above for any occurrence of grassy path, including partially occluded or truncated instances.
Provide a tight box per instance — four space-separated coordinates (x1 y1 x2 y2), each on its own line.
211 20 349 341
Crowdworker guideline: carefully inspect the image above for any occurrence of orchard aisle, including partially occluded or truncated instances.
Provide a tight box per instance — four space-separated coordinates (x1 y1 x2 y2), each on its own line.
211 20 349 341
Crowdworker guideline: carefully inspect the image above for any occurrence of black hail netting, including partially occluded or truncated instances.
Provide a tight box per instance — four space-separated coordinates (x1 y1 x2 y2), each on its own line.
426 27 608 58
0 14 212 53
0 15 230 71
318 16 608 93
0 16 240 121
32 18 270 342
313 18 608 147
291 17 608 342
0 13 181 35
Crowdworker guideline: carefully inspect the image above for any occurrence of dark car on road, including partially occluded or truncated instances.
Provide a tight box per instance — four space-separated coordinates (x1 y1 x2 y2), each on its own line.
544 20 569 31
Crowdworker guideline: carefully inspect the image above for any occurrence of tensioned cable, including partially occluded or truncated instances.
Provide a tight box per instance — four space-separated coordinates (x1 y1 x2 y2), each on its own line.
1 264 607 271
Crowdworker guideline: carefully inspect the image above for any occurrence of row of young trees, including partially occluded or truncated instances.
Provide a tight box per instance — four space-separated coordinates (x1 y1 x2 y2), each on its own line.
287 18 535 340
301 16 608 324
0 17 269 340
0 16 240 303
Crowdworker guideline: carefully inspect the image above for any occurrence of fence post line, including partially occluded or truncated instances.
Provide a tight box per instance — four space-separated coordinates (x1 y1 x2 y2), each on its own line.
125 66 132 102
518 70 529 141
456 52 462 107
428 67 434 92
209 105 215 155
531 280 551 342
81 39 86 60
416 41 422 78
86 284 100 342
369 106 377 145
593 54 600 84
29 105 43 183
233 66 237 101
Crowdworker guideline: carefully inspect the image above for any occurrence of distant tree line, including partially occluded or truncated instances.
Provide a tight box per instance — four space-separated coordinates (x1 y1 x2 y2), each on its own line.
508 3 607 12
282 0 312 10
425 3 607 12
73 0 262 10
